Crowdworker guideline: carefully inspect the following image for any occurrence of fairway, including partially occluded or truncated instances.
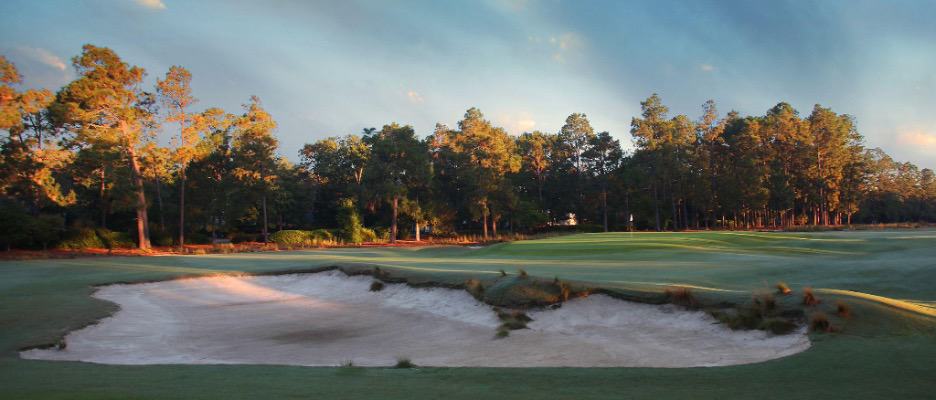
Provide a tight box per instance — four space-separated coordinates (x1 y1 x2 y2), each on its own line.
1 230 935 399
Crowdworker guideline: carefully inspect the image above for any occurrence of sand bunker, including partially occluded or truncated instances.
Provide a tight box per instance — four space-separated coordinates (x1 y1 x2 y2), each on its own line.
22 271 809 367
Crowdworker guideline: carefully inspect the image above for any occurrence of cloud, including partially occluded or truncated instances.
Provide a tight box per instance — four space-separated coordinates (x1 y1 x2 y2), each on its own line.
406 90 424 104
495 112 536 134
16 47 66 71
896 129 936 151
135 0 167 10
546 32 584 63
699 64 715 72
500 0 529 12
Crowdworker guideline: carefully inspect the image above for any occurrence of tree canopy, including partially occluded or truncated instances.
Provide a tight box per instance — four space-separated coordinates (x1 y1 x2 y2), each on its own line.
1 45 934 250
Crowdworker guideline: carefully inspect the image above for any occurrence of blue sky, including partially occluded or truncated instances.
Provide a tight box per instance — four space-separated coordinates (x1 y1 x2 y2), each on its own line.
2 0 935 168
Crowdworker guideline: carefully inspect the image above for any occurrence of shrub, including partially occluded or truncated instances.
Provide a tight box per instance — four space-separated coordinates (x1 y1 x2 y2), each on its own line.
394 358 416 368
308 229 334 242
270 229 336 248
374 227 391 241
270 230 309 247
96 228 134 249
360 227 378 243
151 229 174 247
28 214 65 250
370 281 385 292
186 232 211 244
337 198 364 244
57 228 105 250
0 200 31 250
228 231 259 243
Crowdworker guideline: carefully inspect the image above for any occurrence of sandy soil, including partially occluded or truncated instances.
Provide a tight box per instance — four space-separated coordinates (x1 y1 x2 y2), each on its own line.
22 271 810 367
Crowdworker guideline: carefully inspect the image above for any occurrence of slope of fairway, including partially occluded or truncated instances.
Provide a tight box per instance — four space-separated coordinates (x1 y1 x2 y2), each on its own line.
1 230 935 399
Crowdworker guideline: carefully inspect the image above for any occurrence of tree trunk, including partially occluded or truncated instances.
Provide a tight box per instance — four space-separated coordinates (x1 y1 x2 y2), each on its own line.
261 194 269 243
179 173 186 247
414 220 420 242
99 167 107 229
653 185 661 232
492 217 498 238
670 185 678 231
390 196 398 244
602 188 609 232
155 177 165 232
482 208 489 240
127 147 151 250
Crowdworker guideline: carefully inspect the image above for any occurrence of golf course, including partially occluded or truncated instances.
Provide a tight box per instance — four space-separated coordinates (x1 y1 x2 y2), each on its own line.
2 230 935 399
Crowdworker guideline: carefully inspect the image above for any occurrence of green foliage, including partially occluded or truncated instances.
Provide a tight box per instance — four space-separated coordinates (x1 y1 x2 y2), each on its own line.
393 358 416 368
270 229 335 247
0 202 65 250
57 228 105 250
28 214 65 249
0 201 31 250
151 229 174 247
336 198 363 244
360 227 378 242
270 230 309 247
96 228 134 249
56 228 134 250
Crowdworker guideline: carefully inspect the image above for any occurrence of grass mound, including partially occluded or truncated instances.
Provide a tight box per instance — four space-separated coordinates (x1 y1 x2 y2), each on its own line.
482 276 565 308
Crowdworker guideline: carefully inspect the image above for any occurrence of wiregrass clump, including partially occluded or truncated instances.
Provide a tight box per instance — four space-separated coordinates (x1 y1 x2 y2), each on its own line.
709 292 801 334
803 287 821 306
465 278 485 300
836 301 851 318
495 307 532 327
665 287 699 309
369 281 385 292
776 282 792 295
809 312 832 333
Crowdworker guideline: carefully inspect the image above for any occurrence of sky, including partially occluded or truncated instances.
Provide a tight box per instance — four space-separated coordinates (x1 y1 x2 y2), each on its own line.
2 0 935 168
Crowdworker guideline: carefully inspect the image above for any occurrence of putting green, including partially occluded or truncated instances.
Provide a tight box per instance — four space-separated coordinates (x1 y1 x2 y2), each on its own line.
1 230 935 399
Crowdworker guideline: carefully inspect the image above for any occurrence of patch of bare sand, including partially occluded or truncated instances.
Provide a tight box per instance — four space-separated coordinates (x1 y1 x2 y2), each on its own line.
22 271 809 367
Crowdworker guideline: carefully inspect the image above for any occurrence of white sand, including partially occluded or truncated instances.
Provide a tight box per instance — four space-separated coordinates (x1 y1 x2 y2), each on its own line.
22 271 810 367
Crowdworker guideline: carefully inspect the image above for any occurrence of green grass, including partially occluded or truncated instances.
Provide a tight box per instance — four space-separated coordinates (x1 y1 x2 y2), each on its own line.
1 230 936 399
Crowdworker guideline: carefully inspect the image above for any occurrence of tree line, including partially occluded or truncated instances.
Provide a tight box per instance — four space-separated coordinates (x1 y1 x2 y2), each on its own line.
2 44 935 250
